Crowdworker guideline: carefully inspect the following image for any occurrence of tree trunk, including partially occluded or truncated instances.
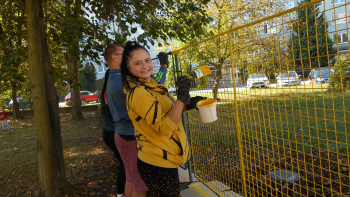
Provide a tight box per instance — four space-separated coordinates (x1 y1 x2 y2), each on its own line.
212 66 222 100
39 1 72 193
11 82 21 119
66 0 83 120
70 63 83 120
26 0 69 196
11 12 23 120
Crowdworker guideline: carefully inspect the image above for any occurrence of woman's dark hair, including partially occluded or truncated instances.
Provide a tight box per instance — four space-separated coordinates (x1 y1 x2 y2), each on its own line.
101 68 110 106
120 41 149 91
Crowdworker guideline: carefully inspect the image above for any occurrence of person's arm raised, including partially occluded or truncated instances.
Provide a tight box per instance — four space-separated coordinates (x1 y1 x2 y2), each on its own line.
154 52 168 84
167 76 191 124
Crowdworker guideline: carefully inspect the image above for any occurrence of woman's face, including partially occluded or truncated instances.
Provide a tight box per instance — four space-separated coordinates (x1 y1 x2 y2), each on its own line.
127 48 153 81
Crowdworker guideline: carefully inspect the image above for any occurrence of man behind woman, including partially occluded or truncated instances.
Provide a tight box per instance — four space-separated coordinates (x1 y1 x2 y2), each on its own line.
100 68 126 197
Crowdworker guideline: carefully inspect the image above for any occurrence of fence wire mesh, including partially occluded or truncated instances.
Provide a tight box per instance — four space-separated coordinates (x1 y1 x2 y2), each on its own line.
172 0 350 196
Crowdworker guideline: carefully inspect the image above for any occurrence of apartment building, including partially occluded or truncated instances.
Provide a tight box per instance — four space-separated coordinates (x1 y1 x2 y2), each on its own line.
287 0 349 54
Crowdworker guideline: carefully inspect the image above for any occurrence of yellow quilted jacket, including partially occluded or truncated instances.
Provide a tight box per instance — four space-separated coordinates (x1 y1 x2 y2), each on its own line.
125 77 190 168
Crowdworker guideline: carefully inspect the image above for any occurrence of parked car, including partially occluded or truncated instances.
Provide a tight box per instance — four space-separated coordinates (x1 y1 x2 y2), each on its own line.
8 98 33 110
308 67 334 84
65 91 99 105
246 73 270 88
276 71 301 87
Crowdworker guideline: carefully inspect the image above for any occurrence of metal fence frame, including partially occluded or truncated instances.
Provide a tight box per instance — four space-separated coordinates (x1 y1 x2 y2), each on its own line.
172 0 350 196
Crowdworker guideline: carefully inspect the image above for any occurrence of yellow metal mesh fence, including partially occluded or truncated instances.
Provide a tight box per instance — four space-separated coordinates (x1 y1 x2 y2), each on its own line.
174 0 350 196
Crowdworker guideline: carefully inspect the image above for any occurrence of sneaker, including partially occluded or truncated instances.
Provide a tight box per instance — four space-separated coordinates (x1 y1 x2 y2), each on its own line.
2 130 5 132
10 128 13 131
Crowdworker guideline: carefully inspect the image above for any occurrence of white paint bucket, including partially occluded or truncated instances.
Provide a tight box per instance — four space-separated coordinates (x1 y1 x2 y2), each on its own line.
196 99 218 123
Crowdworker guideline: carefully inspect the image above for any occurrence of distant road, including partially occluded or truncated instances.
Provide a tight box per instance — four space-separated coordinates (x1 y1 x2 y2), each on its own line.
189 79 311 94
58 101 100 108
59 102 66 107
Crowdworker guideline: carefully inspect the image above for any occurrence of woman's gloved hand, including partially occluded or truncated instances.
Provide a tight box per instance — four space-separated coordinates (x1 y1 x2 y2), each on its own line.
157 52 169 66
176 76 191 104
186 96 207 110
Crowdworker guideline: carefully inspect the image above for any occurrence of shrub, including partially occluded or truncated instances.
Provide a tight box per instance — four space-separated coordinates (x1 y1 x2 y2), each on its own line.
329 53 350 91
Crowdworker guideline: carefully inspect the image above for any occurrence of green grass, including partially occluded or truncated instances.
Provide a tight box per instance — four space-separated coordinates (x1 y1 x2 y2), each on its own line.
188 83 350 154
0 117 39 196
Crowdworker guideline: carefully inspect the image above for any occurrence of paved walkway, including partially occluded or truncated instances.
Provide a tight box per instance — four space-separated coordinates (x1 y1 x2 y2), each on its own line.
178 166 217 197
178 166 242 197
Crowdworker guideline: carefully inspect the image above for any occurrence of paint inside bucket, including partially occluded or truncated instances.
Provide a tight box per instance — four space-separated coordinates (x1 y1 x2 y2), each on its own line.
196 99 218 123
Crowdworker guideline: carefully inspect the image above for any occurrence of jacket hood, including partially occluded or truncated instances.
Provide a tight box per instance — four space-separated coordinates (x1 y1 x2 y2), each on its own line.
125 76 169 94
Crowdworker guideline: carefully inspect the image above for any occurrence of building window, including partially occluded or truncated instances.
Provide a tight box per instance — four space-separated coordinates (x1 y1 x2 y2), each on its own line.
333 32 348 43
331 0 345 5
97 65 108 73
267 27 277 34
317 1 323 7
152 58 160 67
287 1 294 9
294 0 300 7
331 12 347 25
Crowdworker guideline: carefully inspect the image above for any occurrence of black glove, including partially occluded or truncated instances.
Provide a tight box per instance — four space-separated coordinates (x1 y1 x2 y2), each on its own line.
157 52 169 66
176 76 191 104
186 96 207 111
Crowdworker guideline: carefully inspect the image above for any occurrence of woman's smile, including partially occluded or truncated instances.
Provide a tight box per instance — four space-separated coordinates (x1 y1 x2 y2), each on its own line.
140 69 151 74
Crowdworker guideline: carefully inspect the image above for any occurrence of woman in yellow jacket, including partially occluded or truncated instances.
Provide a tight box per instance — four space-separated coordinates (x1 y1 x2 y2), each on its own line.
120 41 204 196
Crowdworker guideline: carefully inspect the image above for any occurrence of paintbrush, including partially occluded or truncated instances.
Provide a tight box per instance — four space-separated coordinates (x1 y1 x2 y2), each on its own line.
190 65 211 79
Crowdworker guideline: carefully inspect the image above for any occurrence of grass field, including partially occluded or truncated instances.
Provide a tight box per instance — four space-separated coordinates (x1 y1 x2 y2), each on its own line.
1 84 348 196
189 83 350 152
187 83 350 196
0 111 120 197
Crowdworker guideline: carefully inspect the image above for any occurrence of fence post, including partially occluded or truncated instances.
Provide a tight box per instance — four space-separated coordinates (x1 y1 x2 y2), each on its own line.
182 108 194 183
228 33 248 197
174 54 194 183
